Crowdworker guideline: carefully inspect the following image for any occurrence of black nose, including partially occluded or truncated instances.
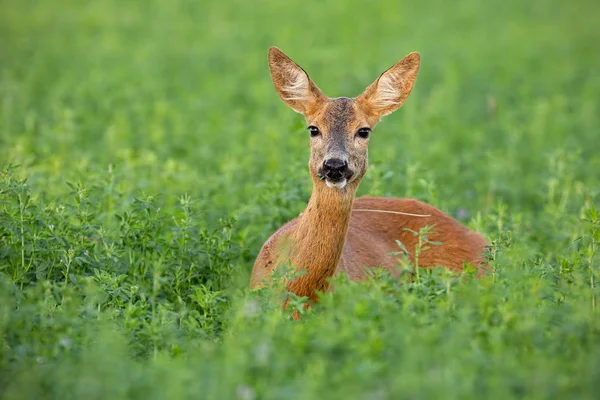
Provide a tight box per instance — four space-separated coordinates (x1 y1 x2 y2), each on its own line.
322 158 348 181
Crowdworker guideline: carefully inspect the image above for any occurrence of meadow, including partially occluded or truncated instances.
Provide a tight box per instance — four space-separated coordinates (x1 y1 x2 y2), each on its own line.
1 0 600 398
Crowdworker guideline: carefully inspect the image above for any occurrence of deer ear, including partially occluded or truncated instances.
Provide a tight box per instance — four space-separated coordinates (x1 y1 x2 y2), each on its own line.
356 52 420 120
268 47 326 114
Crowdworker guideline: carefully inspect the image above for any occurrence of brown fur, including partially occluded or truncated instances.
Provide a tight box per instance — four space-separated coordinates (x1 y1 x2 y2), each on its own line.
251 47 488 310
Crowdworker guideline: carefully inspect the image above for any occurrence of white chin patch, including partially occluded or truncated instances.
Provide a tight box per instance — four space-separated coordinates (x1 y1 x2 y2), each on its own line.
325 179 347 189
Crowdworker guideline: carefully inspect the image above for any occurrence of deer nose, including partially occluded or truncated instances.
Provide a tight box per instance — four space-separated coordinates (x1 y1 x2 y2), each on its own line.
322 158 349 181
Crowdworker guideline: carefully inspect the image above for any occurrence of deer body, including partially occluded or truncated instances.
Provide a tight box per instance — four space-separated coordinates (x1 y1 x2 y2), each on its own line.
250 48 488 305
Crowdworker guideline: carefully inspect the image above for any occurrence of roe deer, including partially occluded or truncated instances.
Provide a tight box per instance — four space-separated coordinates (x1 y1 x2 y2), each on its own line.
250 47 488 311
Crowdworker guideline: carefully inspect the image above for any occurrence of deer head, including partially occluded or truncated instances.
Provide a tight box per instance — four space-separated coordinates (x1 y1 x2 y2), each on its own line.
268 47 420 191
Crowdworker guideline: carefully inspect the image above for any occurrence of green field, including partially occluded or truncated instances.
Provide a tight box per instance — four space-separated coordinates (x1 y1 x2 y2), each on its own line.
1 0 600 398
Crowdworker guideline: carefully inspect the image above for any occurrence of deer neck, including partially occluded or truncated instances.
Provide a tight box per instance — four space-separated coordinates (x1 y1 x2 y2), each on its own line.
285 179 357 301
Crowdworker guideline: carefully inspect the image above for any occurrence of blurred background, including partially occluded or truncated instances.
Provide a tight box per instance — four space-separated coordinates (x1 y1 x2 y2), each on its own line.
2 0 598 217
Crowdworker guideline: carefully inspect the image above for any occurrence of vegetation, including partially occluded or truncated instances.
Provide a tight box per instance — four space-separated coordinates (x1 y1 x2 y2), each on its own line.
1 0 599 398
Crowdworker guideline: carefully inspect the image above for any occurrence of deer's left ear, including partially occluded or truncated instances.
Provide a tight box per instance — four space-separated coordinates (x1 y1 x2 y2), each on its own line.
356 52 420 120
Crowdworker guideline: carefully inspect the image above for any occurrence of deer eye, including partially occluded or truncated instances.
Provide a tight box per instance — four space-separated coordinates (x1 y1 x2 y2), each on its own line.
308 126 321 137
357 127 371 139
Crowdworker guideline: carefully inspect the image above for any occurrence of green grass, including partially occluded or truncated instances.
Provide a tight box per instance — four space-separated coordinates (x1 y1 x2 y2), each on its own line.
1 0 600 398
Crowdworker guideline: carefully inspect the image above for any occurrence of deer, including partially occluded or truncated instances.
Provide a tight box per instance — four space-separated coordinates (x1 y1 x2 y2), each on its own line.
250 47 488 315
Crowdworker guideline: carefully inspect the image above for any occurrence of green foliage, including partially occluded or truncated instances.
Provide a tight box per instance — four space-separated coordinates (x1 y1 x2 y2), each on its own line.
0 166 236 361
1 0 600 398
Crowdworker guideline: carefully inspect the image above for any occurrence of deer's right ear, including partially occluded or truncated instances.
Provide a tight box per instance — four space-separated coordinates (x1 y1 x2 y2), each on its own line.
268 47 326 114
